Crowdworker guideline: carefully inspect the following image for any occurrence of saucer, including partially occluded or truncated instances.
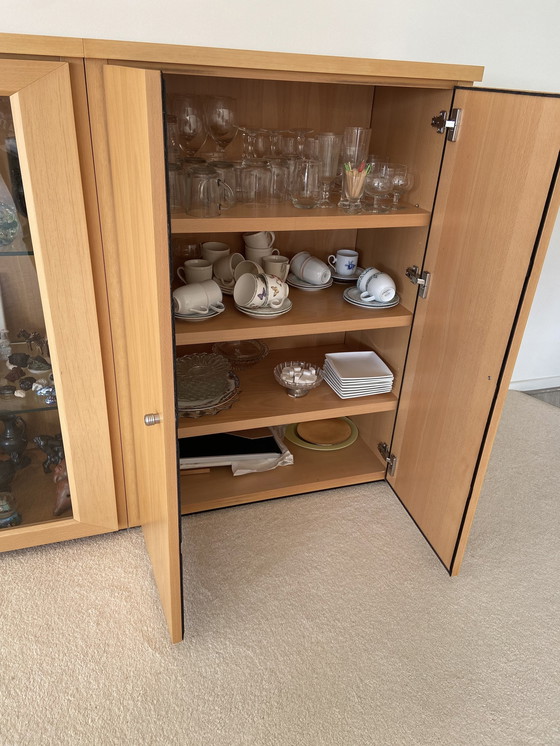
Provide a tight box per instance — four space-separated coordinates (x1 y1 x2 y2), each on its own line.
235 298 292 318
287 273 333 291
174 306 225 322
343 286 400 309
331 266 364 283
214 279 234 296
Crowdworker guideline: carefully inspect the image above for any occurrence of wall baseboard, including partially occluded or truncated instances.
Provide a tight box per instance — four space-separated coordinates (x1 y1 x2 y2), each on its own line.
509 376 560 392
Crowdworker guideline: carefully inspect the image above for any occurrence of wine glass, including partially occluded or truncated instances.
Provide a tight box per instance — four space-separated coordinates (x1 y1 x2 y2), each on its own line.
204 95 238 159
289 128 314 156
389 165 415 209
173 95 205 156
316 132 342 208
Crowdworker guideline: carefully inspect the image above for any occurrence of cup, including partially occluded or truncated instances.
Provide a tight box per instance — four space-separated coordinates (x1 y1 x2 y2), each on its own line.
290 251 311 277
262 273 289 308
243 231 276 249
172 283 224 315
245 245 280 264
240 165 272 205
213 252 244 286
262 255 290 281
201 242 230 264
233 260 264 281
184 165 235 217
328 249 359 276
291 159 321 209
297 256 331 285
357 267 396 302
198 279 224 306
233 272 269 309
177 258 213 285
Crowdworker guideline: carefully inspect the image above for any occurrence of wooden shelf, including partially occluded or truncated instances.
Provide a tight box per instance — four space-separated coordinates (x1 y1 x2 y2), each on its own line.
178 344 398 437
175 284 413 346
171 202 431 234
180 435 387 514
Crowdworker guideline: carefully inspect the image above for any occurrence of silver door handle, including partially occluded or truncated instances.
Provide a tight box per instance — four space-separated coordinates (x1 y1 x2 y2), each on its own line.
144 413 162 426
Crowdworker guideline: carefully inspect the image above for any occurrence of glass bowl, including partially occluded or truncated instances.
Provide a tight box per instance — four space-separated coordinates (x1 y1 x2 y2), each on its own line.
273 361 323 398
212 339 269 367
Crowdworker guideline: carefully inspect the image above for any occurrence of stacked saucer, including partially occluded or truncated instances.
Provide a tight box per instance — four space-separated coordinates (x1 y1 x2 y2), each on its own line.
234 298 292 319
176 353 240 417
323 351 394 399
331 267 364 284
343 286 400 309
287 272 333 291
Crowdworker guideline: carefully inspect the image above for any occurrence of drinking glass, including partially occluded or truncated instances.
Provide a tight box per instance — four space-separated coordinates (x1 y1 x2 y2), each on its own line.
291 159 321 209
204 95 238 158
210 162 237 209
316 132 342 208
342 162 368 214
173 95 205 156
289 128 314 155
253 129 271 159
364 162 392 213
338 127 371 208
389 164 415 209
241 163 272 206
237 125 258 161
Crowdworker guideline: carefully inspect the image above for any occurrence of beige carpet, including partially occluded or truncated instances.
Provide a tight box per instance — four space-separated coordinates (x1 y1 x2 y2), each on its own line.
0 391 559 746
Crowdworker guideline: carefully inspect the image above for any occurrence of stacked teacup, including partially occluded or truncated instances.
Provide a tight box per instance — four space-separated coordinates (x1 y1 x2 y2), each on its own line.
173 279 225 319
342 266 398 309
233 272 291 318
288 251 332 290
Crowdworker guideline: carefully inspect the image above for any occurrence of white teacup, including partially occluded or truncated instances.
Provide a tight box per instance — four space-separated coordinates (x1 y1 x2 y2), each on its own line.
245 245 280 264
243 231 275 249
233 272 269 309
328 249 359 276
201 241 230 264
213 252 244 286
357 267 396 303
297 256 331 285
290 251 311 277
198 279 224 306
262 255 290 281
173 283 224 315
177 258 213 285
233 260 263 281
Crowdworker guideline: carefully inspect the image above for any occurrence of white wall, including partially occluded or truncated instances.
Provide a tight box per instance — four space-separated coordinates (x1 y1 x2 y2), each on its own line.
4 0 560 387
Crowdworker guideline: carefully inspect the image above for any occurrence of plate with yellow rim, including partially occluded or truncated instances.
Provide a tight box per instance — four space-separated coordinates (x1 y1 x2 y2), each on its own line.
283 417 358 451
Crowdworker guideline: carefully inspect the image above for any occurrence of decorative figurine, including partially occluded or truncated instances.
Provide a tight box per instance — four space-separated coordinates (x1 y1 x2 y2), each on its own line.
52 460 71 516
33 433 64 473
17 329 49 358
0 415 30 468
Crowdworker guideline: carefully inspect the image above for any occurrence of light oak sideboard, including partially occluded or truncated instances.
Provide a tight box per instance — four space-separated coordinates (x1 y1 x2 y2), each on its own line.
1 34 558 643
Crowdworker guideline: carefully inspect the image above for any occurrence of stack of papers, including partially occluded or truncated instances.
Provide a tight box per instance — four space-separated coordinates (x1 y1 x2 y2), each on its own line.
323 351 394 399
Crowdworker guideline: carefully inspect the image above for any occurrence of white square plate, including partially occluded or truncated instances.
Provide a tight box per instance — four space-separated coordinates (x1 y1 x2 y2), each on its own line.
324 351 393 380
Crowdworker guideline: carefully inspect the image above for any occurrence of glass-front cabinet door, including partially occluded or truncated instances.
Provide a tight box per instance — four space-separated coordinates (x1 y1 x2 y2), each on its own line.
0 60 117 550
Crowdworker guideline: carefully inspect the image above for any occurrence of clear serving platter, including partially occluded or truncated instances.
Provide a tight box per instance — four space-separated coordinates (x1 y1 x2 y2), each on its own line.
211 339 269 367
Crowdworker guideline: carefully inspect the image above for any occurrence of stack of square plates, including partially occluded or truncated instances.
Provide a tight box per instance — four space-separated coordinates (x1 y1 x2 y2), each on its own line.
323 351 393 399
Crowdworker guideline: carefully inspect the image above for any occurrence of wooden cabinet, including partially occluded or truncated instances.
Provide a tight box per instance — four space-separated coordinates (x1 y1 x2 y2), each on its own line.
2 35 559 645
0 57 119 551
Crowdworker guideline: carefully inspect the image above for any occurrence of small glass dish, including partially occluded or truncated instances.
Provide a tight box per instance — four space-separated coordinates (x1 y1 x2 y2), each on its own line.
212 339 269 367
273 361 323 398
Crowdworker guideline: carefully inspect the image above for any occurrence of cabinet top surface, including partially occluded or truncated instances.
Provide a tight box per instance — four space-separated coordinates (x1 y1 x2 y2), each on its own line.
0 32 484 88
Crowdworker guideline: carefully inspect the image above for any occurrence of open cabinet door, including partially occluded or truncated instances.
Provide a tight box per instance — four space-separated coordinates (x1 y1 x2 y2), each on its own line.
103 65 183 642
389 87 560 575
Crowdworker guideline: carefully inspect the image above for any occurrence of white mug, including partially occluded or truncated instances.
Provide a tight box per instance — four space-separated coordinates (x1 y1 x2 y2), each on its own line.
358 267 396 302
243 231 275 249
245 246 280 264
198 279 224 306
328 249 359 276
173 283 224 315
233 260 264 281
177 258 213 285
201 241 230 264
262 255 290 281
213 252 244 286
297 256 331 285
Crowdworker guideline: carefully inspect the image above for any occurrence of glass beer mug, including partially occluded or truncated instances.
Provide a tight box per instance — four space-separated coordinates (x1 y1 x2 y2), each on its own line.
184 165 235 218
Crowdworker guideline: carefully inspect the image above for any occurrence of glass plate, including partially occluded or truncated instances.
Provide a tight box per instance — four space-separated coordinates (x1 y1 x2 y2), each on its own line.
175 352 232 405
212 339 269 367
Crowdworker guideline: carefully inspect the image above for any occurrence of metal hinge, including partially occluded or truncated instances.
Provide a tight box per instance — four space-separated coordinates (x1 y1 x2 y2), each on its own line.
378 442 397 477
431 108 462 141
405 265 431 299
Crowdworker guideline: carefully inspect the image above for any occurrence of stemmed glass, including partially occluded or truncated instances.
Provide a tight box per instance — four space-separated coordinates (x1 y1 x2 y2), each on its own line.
316 132 342 208
289 128 314 156
204 95 238 159
364 162 392 213
389 164 415 209
173 95 205 157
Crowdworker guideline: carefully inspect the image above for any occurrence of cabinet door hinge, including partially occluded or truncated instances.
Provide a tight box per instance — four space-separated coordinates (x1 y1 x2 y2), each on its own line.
431 108 462 141
405 265 431 299
378 442 397 477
